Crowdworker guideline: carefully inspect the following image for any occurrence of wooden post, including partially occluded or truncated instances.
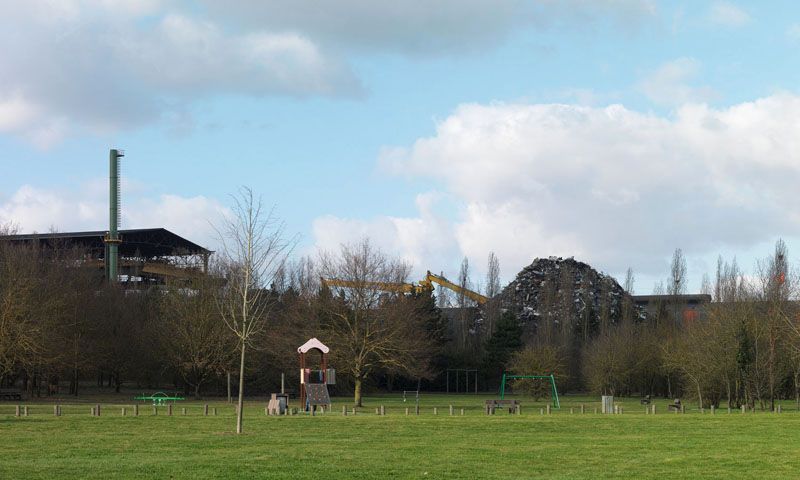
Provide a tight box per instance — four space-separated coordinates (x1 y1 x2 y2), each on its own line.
15 405 20 417
593 408 598 414
167 404 172 416
727 407 731 414
434 407 438 415
515 404 521 415
460 408 464 416
381 405 385 416
153 406 157 416
352 407 356 416
580 404 585 414
681 405 685 414
539 408 544 415
343 406 347 416
212 407 217 416
546 404 551 415
182 407 186 416
95 404 100 417
777 405 782 414
405 407 409 416
121 407 126 416
449 405 454 416
134 404 139 416
415 405 419 416
22 406 28 417
741 405 746 414
281 372 285 395
711 406 715 415
204 404 209 416
54 405 59 416
375 407 380 415
652 405 656 415
570 407 574 414
645 406 649 415
620 407 623 415
91 407 95 416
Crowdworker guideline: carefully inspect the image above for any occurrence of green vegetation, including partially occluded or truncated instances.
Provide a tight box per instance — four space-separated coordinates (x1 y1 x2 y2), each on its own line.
3 394 800 479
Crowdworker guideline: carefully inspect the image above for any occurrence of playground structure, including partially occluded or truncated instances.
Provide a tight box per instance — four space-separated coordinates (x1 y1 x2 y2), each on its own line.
499 373 560 408
298 338 335 412
445 369 478 394
133 392 185 406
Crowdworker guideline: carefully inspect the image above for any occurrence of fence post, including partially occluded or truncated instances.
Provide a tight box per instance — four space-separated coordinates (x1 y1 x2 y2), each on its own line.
54 405 59 417
515 404 521 415
460 408 465 416
381 405 386 416
593 408 598 414
91 407 95 416
433 407 438 415
122 407 126 416
681 405 685 414
777 405 782 414
539 408 544 415
134 404 139 416
741 405 746 414
153 406 157 416
342 406 347 416
375 407 379 415
15 405 20 417
182 407 186 416
580 404 585 414
546 405 551 415
570 408 574 414
449 405 454 416
168 404 172 416
405 407 409 416
711 406 715 415
212 407 217 416
652 405 656 415
204 404 208 416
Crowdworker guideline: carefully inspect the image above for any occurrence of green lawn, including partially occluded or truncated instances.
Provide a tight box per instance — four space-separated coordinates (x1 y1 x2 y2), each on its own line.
2 393 799 479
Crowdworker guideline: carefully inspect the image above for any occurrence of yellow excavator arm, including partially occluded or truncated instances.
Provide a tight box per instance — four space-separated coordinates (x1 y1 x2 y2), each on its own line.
321 278 424 294
421 271 488 304
322 270 489 305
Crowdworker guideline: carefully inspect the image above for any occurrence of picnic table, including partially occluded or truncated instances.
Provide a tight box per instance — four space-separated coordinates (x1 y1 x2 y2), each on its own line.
134 392 185 406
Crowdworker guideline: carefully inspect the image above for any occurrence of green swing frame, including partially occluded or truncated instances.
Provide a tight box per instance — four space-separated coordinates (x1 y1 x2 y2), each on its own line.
499 373 560 408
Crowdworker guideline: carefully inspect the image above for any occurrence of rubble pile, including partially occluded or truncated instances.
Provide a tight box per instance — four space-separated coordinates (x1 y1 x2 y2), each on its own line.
493 256 642 335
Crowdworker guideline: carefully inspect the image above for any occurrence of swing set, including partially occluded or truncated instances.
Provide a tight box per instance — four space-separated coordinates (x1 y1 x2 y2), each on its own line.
499 373 560 409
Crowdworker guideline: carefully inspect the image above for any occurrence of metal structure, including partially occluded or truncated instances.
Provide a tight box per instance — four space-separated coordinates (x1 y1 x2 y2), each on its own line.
322 270 489 305
133 392 185 406
7 228 212 285
499 373 560 408
445 368 478 394
104 148 124 282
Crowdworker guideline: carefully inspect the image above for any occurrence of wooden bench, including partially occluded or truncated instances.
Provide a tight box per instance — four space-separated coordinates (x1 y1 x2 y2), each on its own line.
485 399 519 414
668 399 682 411
640 395 651 405
0 388 23 401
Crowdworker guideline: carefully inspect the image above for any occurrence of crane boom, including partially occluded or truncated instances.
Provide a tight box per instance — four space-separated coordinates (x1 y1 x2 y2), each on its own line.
421 271 488 304
321 278 424 294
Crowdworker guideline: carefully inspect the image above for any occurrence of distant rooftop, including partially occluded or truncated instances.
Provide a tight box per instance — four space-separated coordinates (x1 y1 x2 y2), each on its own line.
5 228 212 258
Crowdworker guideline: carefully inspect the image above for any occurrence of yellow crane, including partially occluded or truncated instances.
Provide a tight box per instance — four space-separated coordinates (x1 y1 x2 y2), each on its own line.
322 270 489 304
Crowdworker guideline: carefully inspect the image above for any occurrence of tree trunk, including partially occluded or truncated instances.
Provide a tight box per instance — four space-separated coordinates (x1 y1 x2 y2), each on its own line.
354 378 362 407
236 342 246 434
194 382 201 400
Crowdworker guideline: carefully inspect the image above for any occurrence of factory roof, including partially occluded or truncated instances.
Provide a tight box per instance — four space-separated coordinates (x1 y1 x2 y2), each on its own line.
5 228 211 258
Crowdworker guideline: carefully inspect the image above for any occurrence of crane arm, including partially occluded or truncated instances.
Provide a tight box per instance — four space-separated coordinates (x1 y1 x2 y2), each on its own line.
322 278 422 294
423 271 488 304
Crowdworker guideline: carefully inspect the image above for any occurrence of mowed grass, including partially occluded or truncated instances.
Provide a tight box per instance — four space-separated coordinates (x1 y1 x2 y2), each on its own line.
2 394 800 479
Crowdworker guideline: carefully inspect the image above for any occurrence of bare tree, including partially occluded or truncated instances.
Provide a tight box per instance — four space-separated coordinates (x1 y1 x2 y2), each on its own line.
318 239 435 406
484 252 501 335
215 187 294 434
623 267 635 295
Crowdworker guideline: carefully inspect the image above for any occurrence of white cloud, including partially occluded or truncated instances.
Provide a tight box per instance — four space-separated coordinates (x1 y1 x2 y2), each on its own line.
0 1 359 146
322 95 800 282
197 0 657 55
708 2 750 27
787 23 800 42
0 183 228 250
638 58 717 107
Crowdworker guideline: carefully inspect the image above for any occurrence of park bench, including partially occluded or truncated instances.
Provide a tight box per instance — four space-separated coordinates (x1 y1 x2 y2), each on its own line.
668 399 682 411
0 388 22 401
133 392 185 406
640 395 651 405
485 399 519 414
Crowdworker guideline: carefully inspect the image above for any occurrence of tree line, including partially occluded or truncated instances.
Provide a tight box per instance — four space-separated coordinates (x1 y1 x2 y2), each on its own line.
2 198 799 413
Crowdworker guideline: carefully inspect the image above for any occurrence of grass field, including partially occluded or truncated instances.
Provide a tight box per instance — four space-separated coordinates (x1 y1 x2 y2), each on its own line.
2 393 800 479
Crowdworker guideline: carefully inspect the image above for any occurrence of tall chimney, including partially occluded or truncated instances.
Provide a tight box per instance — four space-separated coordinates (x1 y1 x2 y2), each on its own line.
105 148 124 282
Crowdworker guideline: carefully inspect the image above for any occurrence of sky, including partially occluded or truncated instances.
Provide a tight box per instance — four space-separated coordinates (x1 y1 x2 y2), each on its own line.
1 0 800 294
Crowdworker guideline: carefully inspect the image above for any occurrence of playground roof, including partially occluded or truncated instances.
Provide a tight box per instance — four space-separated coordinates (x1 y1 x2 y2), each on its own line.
298 338 329 354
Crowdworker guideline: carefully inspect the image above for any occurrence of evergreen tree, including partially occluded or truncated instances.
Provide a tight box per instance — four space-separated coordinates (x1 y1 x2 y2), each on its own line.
481 311 524 389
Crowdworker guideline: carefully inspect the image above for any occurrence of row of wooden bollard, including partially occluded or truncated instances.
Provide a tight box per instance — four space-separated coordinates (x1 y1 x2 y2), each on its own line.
13 404 220 417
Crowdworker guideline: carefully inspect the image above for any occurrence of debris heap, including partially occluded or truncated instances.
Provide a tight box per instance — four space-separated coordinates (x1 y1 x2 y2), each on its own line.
493 256 642 336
